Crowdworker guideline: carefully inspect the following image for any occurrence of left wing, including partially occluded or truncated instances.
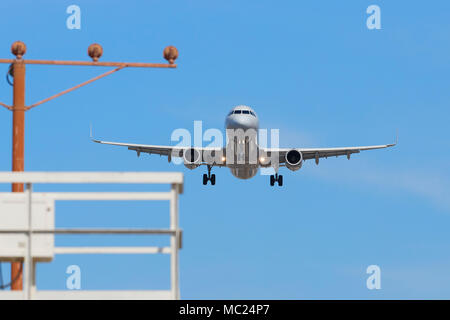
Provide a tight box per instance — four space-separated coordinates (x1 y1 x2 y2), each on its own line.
263 142 396 164
92 139 184 156
92 138 225 165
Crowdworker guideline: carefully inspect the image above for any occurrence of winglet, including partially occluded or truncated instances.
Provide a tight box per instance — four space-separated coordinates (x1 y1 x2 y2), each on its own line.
385 130 398 148
89 123 101 143
387 129 398 147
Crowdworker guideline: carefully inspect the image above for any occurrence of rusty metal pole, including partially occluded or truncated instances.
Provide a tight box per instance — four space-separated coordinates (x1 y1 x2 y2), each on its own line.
10 41 26 290
0 41 178 292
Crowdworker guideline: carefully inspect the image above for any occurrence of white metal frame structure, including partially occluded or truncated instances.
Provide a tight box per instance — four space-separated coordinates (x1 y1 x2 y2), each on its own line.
0 172 183 300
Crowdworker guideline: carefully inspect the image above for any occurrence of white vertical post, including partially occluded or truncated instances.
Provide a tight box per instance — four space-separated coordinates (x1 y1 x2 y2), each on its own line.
25 182 32 300
170 183 179 300
32 261 36 296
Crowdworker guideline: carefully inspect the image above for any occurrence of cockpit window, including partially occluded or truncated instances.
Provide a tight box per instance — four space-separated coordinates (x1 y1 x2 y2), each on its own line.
229 109 256 116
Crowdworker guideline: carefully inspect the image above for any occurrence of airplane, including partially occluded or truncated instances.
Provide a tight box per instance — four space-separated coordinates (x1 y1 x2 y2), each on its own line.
92 105 396 187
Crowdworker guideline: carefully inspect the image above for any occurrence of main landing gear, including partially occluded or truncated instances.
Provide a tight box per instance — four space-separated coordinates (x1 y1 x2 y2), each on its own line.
270 173 283 187
203 165 216 185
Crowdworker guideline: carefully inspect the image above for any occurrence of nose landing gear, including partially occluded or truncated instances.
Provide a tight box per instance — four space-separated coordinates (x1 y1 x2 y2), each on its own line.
203 165 216 185
270 173 283 187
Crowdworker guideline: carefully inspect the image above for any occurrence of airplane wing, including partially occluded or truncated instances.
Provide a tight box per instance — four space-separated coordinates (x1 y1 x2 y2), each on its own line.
93 135 396 166
263 141 396 164
92 138 225 165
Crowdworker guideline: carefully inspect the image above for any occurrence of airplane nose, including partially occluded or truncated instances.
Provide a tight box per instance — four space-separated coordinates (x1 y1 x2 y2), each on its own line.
225 116 241 129
225 115 258 130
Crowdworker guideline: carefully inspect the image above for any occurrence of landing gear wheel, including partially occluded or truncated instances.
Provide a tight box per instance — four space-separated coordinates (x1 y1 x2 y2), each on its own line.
270 173 283 187
203 165 216 185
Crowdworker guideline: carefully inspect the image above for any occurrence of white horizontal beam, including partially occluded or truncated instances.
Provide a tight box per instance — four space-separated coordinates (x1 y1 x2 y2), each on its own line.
0 291 25 300
0 289 175 300
0 171 183 184
43 192 172 201
0 228 177 235
34 290 174 300
54 246 171 254
0 192 172 201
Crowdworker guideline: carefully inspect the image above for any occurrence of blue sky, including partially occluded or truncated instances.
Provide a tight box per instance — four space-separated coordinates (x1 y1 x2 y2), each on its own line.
0 0 449 299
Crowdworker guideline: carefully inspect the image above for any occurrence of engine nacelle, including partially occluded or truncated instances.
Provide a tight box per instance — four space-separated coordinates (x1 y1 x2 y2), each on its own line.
285 149 303 171
183 148 201 169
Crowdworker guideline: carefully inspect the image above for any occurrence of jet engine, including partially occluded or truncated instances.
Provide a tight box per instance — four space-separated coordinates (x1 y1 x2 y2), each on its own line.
183 148 201 169
285 149 303 171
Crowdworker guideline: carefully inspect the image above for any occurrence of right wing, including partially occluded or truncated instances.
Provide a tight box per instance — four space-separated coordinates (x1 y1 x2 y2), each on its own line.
262 142 396 164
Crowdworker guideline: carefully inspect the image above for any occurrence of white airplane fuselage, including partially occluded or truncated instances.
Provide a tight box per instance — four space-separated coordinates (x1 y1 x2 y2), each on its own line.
224 105 260 180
